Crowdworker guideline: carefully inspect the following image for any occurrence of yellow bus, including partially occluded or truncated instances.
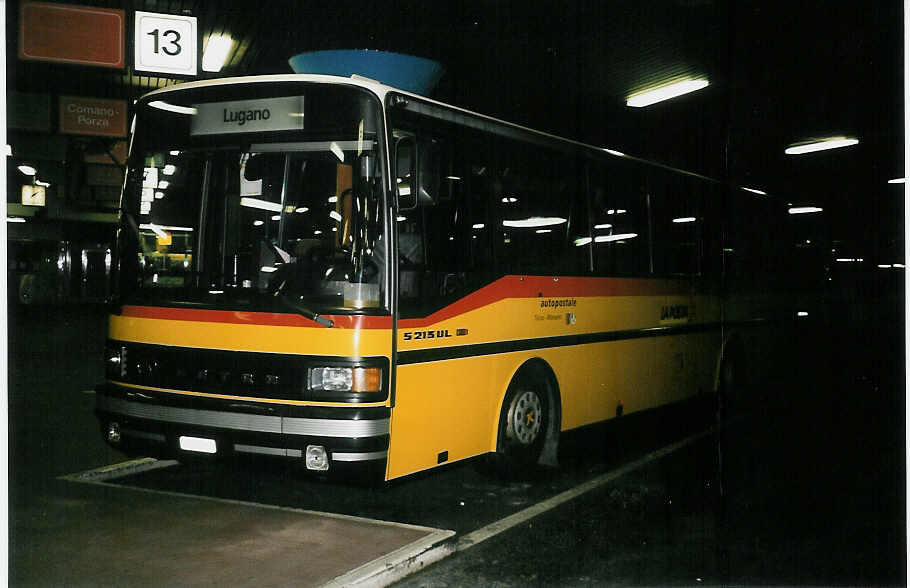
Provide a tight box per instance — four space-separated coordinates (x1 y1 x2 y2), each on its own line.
97 73 786 481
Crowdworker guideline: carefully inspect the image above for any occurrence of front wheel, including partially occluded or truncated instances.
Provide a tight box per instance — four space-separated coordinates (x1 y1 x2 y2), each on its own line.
497 380 548 470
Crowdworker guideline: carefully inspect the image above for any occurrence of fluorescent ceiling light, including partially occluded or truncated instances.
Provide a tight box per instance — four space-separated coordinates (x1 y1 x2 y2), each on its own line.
396 215 407 222
627 79 709 107
17 165 36 176
154 191 164 199
163 164 176 175
788 206 823 215
240 197 283 212
296 207 308 213
594 223 613 230
785 137 858 155
472 223 485 229
253 220 264 226
446 176 461 181
887 177 906 184
157 181 169 190
573 237 592 246
202 34 233 72
260 266 278 273
7 217 26 223
877 264 892 269
329 211 343 222
535 229 552 234
596 233 638 242
742 187 767 195
142 223 169 239
605 149 626 157
503 217 567 228
169 150 181 156
270 215 281 221
606 209 626 215
797 311 809 317
148 101 198 115
329 141 345 162
35 179 51 187
673 217 697 223
835 258 863 262
140 223 192 232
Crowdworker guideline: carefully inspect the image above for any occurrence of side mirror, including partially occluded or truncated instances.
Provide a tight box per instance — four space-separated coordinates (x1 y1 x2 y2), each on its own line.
395 136 417 210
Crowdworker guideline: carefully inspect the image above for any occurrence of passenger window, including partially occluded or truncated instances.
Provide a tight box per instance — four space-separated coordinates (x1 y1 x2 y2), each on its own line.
648 172 701 276
589 163 650 276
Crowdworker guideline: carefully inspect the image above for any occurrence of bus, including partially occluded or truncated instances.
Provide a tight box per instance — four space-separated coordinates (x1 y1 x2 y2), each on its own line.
96 73 789 481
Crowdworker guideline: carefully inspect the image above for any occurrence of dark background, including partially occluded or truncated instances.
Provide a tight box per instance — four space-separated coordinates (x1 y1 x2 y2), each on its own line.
7 0 905 291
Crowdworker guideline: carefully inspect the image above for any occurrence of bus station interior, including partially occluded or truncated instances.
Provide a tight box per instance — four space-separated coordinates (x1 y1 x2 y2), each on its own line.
5 1 906 586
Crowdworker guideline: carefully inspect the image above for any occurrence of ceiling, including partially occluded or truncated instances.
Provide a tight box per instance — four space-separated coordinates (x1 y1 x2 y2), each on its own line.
8 0 905 259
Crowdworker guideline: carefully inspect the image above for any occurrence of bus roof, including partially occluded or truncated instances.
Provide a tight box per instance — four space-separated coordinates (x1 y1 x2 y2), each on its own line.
140 73 721 185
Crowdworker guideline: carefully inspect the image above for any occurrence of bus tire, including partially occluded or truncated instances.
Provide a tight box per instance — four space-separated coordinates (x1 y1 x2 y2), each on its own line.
494 372 549 475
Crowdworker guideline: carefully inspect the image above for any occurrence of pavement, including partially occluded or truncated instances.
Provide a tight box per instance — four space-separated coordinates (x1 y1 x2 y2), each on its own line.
6 295 906 587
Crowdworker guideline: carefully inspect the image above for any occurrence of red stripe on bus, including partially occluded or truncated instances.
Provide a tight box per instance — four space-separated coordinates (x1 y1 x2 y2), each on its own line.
120 306 393 329
120 276 687 329
398 275 688 328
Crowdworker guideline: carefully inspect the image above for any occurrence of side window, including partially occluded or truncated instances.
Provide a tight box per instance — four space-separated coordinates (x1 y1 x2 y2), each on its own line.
648 171 701 276
589 161 650 276
497 142 578 274
398 129 497 317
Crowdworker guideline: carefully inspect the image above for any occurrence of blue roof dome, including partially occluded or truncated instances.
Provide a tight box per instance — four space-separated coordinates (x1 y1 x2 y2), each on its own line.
288 50 445 95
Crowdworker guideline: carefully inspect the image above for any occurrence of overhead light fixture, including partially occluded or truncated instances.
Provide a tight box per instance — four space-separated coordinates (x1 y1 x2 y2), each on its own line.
673 217 697 223
503 217 567 228
626 79 710 107
253 220 264 226
148 101 198 115
7 217 26 223
163 164 177 175
157 181 169 190
240 197 283 212
140 223 193 232
17 165 36 176
472 223 485 229
295 207 309 213
169 150 181 156
887 177 906 184
35 179 51 188
742 187 767 195
605 149 626 157
594 223 613 230
154 191 165 199
785 137 858 155
788 206 823 215
596 233 638 243
202 34 233 72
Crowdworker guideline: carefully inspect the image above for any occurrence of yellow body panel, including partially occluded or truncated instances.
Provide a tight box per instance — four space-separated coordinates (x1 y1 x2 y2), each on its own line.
109 314 392 358
386 292 722 479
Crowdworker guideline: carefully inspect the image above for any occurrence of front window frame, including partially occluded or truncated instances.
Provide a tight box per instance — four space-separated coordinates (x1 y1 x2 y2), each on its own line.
114 80 392 316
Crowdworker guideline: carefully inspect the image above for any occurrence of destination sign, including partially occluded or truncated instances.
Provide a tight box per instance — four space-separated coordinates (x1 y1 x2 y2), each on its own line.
190 96 305 136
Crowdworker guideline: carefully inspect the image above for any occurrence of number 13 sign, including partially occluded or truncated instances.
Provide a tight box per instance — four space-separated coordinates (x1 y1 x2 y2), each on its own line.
134 11 197 76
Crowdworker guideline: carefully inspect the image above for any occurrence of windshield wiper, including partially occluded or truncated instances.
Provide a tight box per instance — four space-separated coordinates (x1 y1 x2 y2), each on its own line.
276 292 334 328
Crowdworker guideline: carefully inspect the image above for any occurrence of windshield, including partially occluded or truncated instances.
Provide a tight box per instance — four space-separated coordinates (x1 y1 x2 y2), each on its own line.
116 82 387 314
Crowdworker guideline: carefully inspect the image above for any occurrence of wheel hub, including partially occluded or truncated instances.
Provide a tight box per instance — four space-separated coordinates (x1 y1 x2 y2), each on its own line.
508 390 543 445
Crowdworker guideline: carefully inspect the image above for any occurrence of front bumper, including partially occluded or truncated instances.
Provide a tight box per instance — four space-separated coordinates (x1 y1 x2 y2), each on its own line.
95 383 390 467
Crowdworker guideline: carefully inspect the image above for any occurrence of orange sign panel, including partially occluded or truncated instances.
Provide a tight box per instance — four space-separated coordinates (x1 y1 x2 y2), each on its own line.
60 96 128 137
19 2 125 69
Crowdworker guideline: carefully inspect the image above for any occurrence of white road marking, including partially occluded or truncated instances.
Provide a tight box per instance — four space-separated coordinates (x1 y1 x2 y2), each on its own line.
58 457 179 482
455 426 715 551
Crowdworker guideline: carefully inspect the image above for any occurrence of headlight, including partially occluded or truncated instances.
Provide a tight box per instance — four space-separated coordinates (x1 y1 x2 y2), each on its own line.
308 366 381 393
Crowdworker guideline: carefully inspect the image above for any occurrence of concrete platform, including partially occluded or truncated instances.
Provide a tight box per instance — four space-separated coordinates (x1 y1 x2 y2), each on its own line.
11 462 454 587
